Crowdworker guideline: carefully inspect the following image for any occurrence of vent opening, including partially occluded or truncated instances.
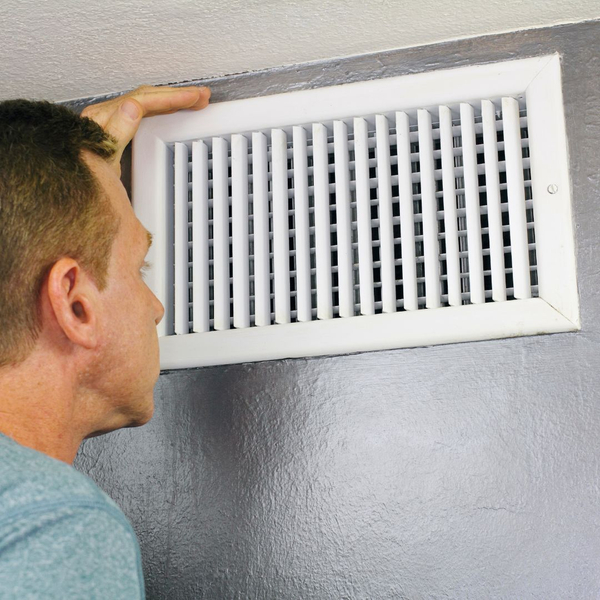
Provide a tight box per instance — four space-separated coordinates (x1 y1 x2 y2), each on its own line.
174 101 537 335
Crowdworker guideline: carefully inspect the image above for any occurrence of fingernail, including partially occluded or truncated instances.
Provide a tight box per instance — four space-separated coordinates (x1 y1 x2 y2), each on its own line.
121 100 140 120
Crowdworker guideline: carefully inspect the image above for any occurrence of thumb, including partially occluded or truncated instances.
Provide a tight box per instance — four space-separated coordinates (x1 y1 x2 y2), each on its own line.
106 99 143 166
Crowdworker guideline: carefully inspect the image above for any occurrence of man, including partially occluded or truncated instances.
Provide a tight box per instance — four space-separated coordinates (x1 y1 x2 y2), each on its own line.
0 85 210 598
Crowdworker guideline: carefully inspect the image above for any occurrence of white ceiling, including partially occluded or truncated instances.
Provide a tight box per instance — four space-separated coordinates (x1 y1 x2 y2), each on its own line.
0 0 598 103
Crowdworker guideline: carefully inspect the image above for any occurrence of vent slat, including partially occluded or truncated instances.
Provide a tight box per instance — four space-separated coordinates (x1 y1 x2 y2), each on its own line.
232 134 250 329
191 141 210 333
481 100 507 302
354 117 375 315
334 120 355 318
503 97 532 299
460 103 485 304
251 132 271 327
313 123 333 320
396 111 418 311
213 137 230 330
376 114 396 314
439 106 462 306
272 129 291 324
292 126 312 322
174 143 190 335
417 109 442 309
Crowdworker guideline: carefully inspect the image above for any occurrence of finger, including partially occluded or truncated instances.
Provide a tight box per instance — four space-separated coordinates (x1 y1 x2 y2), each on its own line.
142 97 210 117
129 84 210 101
80 85 211 174
81 86 210 124
105 87 208 150
125 86 210 117
188 92 211 111
188 86 211 109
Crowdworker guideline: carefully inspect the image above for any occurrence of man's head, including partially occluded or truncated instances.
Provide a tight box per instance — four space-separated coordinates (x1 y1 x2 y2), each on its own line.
0 100 119 366
0 100 164 435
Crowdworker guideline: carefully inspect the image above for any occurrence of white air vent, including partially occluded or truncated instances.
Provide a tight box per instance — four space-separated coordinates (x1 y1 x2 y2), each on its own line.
133 55 579 369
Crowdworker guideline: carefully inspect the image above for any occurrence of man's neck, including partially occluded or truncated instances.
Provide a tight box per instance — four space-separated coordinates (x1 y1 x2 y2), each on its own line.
0 353 84 464
0 413 82 464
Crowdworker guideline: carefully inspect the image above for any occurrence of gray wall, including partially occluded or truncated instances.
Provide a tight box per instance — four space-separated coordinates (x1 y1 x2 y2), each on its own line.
75 20 600 599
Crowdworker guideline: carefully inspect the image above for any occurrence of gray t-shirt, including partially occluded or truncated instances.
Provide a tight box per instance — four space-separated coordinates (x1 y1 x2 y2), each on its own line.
0 432 145 599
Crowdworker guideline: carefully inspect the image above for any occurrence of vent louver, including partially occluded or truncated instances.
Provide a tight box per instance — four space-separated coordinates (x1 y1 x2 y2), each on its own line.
133 55 579 369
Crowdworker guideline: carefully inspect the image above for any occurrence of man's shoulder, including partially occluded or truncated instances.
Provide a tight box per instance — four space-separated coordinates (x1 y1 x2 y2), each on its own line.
0 433 114 518
0 435 145 599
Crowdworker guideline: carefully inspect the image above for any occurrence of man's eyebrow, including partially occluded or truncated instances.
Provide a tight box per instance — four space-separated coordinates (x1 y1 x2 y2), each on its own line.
146 230 153 251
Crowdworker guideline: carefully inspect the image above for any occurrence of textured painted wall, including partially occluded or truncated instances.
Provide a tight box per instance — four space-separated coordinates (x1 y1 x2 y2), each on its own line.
1 0 600 103
75 21 600 599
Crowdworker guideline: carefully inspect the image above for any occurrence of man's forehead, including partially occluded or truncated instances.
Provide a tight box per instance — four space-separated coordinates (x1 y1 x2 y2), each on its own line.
82 150 130 212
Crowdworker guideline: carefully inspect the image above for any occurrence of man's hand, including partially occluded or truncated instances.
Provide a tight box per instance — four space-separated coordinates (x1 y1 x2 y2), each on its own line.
81 85 211 171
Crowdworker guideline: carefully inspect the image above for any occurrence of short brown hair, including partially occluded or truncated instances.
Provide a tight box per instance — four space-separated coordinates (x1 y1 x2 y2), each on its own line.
0 100 120 367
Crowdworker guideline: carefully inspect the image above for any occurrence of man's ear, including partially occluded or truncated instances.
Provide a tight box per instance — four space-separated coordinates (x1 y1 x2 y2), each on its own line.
45 258 100 350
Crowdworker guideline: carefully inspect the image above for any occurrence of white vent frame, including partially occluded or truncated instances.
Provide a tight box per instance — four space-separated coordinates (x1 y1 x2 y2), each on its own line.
132 54 579 369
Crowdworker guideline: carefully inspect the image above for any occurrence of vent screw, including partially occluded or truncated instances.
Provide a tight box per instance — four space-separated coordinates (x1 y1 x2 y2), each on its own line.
547 184 559 194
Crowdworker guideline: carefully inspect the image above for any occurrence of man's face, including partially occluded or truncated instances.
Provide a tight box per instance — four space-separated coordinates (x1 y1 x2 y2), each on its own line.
83 151 164 430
